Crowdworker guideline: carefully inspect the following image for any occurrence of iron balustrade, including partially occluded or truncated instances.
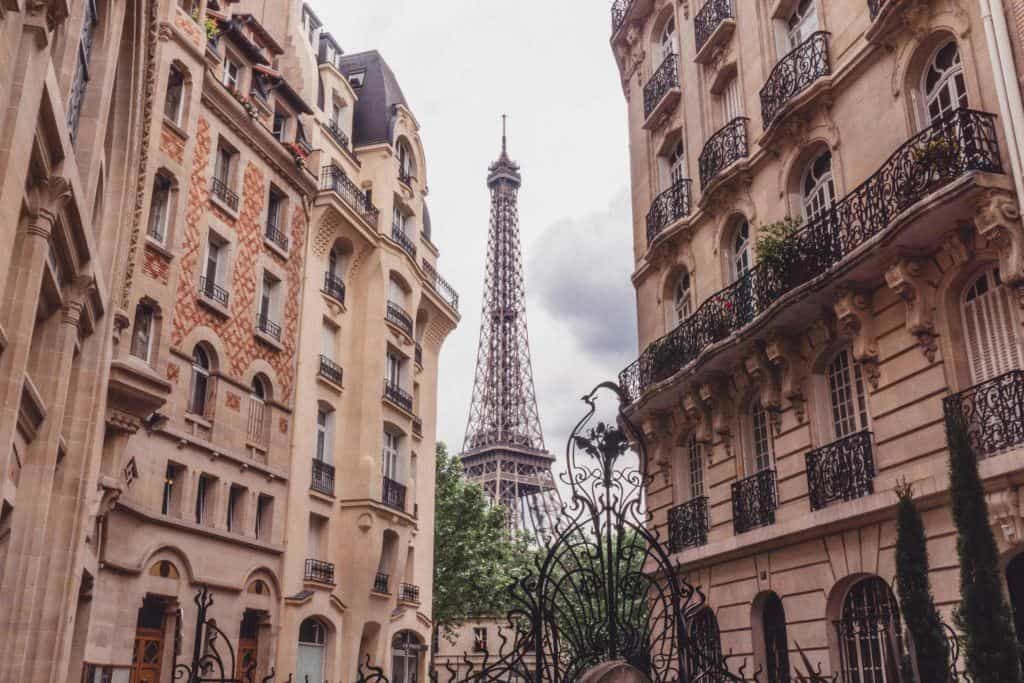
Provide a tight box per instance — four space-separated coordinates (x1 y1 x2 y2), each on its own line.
391 226 417 258
319 166 380 227
264 220 289 251
647 178 693 244
943 370 1024 459
304 558 335 584
325 119 350 150
323 272 346 304
199 277 230 307
621 109 1002 403
311 458 335 496
805 430 875 511
256 314 281 341
415 342 423 367
210 176 239 211
610 0 634 34
668 496 709 552
698 117 749 190
760 32 831 130
318 355 344 385
383 379 414 412
385 301 414 336
732 468 778 534
382 476 407 511
374 571 390 593
399 583 421 603
412 416 423 437
643 53 679 120
422 259 460 311
695 0 734 54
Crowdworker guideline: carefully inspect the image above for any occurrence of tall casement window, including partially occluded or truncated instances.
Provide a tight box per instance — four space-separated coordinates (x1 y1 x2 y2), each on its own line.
761 593 791 683
731 220 752 282
222 56 241 91
189 346 212 416
721 76 743 126
962 267 1024 385
247 376 268 446
667 140 686 187
747 401 775 474
785 0 818 50
671 270 692 327
383 431 400 481
315 407 333 463
328 246 343 280
386 351 402 387
397 141 414 183
392 631 423 683
923 41 968 125
68 0 99 140
687 608 724 677
255 494 272 540
164 64 186 124
201 232 228 301
130 302 156 362
147 174 173 243
801 151 835 222
659 15 677 61
272 106 290 142
837 577 902 683
195 474 212 525
827 349 870 439
296 618 327 683
687 435 704 500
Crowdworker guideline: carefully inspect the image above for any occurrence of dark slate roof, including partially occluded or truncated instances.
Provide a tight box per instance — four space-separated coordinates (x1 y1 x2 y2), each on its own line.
337 50 409 147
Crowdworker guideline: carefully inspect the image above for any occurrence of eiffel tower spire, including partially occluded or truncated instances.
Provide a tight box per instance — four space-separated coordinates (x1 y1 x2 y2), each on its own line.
461 120 560 536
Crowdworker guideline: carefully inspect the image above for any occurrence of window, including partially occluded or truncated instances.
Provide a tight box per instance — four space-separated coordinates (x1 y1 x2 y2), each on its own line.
331 102 344 128
923 41 968 125
473 627 488 652
731 221 752 282
316 408 332 463
386 351 402 387
328 247 342 279
748 401 774 474
161 463 184 516
164 64 185 124
147 174 173 243
255 494 273 540
383 431 399 481
322 322 337 360
247 377 268 446
827 349 870 439
785 0 818 50
68 0 98 140
297 618 327 683
222 57 241 90
272 106 289 142
801 151 835 222
195 474 213 525
962 267 1023 384
687 609 723 678
761 593 790 683
673 271 692 325
348 70 366 89
660 16 677 62
397 142 414 183
668 140 686 186
837 577 902 683
722 76 743 126
214 141 236 187
130 302 156 362
226 485 244 533
392 632 423 683
189 346 212 416
266 187 285 239
687 435 704 499
201 232 227 300
392 206 408 236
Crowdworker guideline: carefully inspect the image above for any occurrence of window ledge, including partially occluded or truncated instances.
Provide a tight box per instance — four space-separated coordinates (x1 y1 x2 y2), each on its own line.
209 192 240 220
320 290 347 315
197 293 231 318
162 116 190 142
184 412 213 430
145 236 175 259
309 488 336 504
263 236 289 260
254 328 284 351
316 374 344 394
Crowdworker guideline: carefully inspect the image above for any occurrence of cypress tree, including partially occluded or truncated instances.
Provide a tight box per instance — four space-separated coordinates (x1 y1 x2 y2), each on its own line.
893 480 948 682
946 413 1022 682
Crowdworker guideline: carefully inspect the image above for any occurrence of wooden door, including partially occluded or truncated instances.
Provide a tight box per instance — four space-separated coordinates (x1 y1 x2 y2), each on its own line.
237 638 258 683
130 628 163 683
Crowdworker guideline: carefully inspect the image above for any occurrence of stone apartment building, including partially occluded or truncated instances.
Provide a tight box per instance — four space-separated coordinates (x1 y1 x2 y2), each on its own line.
610 0 1024 680
0 2 458 683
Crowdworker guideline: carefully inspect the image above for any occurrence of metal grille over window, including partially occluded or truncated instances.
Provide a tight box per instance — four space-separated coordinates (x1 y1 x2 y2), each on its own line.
836 577 903 683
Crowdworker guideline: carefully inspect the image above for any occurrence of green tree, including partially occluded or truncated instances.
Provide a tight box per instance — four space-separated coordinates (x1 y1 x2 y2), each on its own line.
947 415 1022 682
894 480 947 682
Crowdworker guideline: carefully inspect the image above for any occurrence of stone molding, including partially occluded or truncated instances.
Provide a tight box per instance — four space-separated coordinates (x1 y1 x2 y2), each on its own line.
885 257 938 362
833 287 880 388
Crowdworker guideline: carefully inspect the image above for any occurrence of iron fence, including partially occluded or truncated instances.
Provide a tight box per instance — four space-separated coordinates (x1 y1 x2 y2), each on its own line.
210 176 239 211
382 476 407 511
383 379 414 412
256 314 281 341
318 355 344 385
325 119 350 150
323 272 346 304
423 259 460 311
399 583 421 603
695 0 734 54
264 220 289 251
374 571 390 594
385 301 414 336
199 277 230 307
304 558 335 584
391 226 417 258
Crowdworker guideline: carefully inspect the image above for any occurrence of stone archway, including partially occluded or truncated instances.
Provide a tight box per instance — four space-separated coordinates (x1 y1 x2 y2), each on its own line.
581 661 652 683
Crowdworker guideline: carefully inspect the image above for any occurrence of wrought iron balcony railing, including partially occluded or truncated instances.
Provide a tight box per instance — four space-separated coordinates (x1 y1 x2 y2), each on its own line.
325 119 350 150
412 416 423 438
210 176 239 211
318 355 343 385
643 53 679 120
311 458 335 496
391 226 417 258
323 272 346 304
944 370 1024 459
647 178 693 244
760 32 831 130
199 277 229 307
695 0 734 55
732 468 777 534
610 0 634 34
383 379 414 413
320 166 380 227
386 301 414 336
265 220 289 251
621 109 1002 403
399 583 421 603
382 476 407 511
668 496 709 552
699 117 749 190
256 314 281 341
304 558 335 584
374 571 390 594
422 259 460 311
805 430 875 511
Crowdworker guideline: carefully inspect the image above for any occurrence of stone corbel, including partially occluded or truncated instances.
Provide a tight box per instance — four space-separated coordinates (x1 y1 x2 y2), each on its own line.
745 348 782 436
885 258 938 362
975 189 1024 288
700 379 735 457
647 411 675 482
765 331 809 424
683 391 713 463
834 288 881 389
986 487 1021 545
939 229 972 270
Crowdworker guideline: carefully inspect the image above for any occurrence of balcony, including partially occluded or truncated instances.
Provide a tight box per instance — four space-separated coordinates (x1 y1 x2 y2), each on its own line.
323 272 346 305
318 355 343 386
382 476 407 512
732 469 777 534
325 119 350 150
760 32 831 132
385 301 414 337
422 259 460 311
399 583 421 604
668 496 709 552
646 178 693 245
383 379 414 413
391 226 417 258
412 416 423 438
265 220 289 252
210 176 239 211
944 370 1024 459
805 430 875 511
304 558 335 585
199 277 230 308
643 54 681 127
311 458 335 496
610 0 634 35
256 314 281 342
698 117 749 191
373 571 390 594
320 166 380 227
621 109 1002 403
694 0 735 63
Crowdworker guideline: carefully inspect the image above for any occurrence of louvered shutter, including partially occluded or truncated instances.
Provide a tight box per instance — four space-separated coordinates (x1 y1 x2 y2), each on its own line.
963 268 1024 384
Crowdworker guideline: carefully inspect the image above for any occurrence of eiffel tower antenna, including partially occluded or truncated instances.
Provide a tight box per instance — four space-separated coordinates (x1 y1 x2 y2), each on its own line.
460 119 561 538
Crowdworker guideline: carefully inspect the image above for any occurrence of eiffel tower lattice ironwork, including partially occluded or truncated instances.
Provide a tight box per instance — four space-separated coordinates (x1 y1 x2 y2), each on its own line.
461 119 561 537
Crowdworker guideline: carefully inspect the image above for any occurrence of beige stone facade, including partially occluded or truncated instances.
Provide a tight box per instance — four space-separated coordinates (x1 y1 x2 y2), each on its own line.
0 2 457 683
611 0 1024 679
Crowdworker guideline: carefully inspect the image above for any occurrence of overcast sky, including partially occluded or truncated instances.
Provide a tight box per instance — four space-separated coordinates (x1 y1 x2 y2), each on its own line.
312 0 638 468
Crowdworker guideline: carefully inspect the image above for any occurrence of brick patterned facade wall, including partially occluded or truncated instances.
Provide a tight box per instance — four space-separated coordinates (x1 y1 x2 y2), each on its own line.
160 124 186 164
143 244 171 284
174 10 204 49
171 116 306 402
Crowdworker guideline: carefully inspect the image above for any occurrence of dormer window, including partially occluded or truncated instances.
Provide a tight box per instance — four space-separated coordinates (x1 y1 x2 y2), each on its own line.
348 70 366 89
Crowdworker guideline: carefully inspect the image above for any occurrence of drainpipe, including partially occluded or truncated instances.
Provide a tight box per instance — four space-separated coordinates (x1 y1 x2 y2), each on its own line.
980 0 1024 211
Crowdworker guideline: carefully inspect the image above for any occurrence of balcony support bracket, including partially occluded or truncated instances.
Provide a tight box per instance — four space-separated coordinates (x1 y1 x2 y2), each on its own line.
834 288 880 389
765 331 809 424
886 257 939 362
976 188 1024 292
699 379 735 457
744 348 782 436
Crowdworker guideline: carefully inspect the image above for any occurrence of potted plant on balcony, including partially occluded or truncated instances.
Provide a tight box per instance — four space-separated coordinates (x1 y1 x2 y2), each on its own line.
907 136 962 195
756 216 803 291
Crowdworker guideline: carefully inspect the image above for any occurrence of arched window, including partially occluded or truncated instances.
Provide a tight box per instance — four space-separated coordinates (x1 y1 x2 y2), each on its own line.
827 348 870 440
801 151 835 222
328 247 342 279
785 0 818 50
962 267 1023 385
923 41 968 125
316 405 334 464
189 346 212 416
247 375 269 447
671 270 692 327
397 141 414 184
130 302 156 362
391 631 423 683
731 220 752 282
746 400 775 475
762 593 791 683
297 618 327 683
660 15 677 62
837 577 902 683
164 63 186 124
687 608 723 676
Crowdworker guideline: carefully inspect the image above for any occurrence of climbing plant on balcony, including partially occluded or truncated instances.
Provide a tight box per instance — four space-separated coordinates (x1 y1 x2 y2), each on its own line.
755 216 802 269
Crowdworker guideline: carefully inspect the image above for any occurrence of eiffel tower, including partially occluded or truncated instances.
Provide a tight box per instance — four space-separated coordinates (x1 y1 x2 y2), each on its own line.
460 119 561 538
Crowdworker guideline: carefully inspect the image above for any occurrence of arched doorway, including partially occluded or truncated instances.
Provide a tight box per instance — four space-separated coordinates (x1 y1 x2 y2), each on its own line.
1007 554 1024 667
762 593 791 683
297 618 327 683
687 607 724 677
391 631 423 683
835 577 902 683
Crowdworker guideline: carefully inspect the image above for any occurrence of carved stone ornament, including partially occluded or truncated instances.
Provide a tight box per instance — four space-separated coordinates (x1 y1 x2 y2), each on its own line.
939 229 972 269
26 0 70 32
986 487 1021 545
646 411 675 481
834 288 881 388
765 331 809 423
744 348 782 436
26 175 73 235
885 258 938 362
975 189 1024 285
699 379 735 457
683 391 714 450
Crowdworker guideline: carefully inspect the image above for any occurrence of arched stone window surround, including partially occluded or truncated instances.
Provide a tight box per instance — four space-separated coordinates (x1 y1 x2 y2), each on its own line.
659 256 697 334
649 4 678 67
297 615 337 683
824 573 903 680
395 135 419 182
751 591 791 683
806 339 873 448
241 566 282 601
129 296 163 365
654 127 687 193
894 24 979 131
780 140 842 222
163 60 193 127
736 393 777 478
241 360 282 406
327 236 355 281
138 545 196 588
716 212 755 288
